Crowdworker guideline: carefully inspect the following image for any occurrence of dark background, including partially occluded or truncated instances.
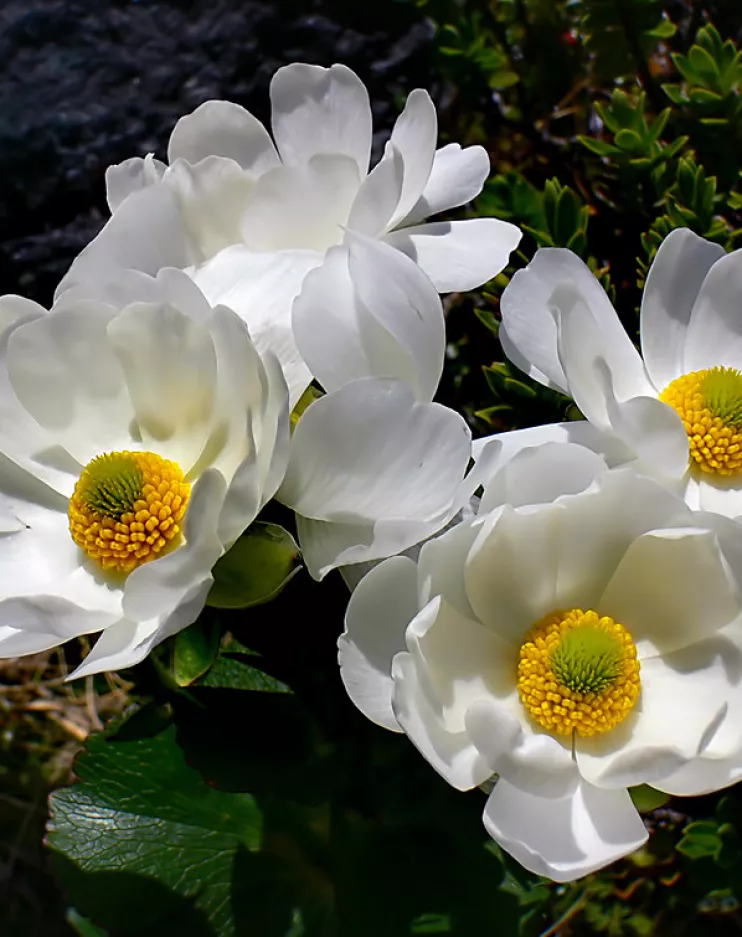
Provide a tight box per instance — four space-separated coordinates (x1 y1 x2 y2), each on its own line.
0 0 439 306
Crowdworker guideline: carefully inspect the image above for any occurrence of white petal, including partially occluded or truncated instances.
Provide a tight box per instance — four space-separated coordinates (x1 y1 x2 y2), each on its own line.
402 143 491 226
0 599 117 659
471 420 633 469
339 555 418 731
695 476 742 520
499 248 608 394
596 363 689 479
6 303 134 464
167 100 280 175
346 143 405 238
685 248 742 372
280 380 471 577
279 379 470 520
404 595 518 734
384 218 521 293
417 515 482 619
640 228 725 389
386 90 437 229
555 283 652 429
483 778 647 883
107 301 217 470
465 470 691 644
106 154 166 213
479 441 608 514
239 154 360 252
465 699 578 798
122 468 226 623
270 63 372 175
190 244 321 407
576 639 739 788
599 527 740 656
57 185 196 298
294 237 445 400
70 577 213 680
164 157 254 259
392 647 493 790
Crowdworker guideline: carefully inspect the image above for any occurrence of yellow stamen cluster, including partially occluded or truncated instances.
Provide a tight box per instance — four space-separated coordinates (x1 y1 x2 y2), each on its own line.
69 450 190 574
517 609 640 738
660 367 742 476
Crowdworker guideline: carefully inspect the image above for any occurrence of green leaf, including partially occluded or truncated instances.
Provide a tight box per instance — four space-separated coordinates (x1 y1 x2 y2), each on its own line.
198 653 292 693
208 522 301 609
676 820 722 860
48 705 265 936
173 619 220 687
629 784 671 813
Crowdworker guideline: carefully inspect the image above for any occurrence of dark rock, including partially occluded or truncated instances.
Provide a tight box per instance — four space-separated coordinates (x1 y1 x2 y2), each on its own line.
0 0 435 304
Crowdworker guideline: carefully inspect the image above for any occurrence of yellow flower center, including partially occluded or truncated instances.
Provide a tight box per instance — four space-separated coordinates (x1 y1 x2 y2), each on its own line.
69 451 190 574
660 367 742 476
517 609 640 738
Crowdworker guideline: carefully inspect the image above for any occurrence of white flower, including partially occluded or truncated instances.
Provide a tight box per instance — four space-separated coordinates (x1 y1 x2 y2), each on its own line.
278 379 487 579
499 227 742 519
0 270 289 677
339 441 742 881
57 63 521 403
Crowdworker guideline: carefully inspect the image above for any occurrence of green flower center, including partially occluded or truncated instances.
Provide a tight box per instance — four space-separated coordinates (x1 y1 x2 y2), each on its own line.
550 624 625 694
701 366 742 429
77 453 143 520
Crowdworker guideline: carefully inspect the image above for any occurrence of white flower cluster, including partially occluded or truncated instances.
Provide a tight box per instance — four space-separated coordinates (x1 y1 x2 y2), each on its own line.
6 61 742 884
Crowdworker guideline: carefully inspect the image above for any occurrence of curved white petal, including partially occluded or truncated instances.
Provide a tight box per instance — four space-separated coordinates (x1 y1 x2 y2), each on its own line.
599 527 740 656
106 154 166 213
640 228 725 390
695 476 742 520
346 143 405 238
596 362 689 479
685 248 742 372
164 157 254 259
57 185 196 298
555 283 652 429
239 154 360 253
384 218 521 293
6 303 133 465
478 441 608 514
339 555 418 731
483 778 647 883
471 420 633 469
189 244 322 406
576 638 740 789
386 89 437 229
294 235 444 399
402 143 490 226
466 700 578 798
499 248 611 394
168 100 280 175
270 63 372 176
107 301 218 471
392 646 492 790
403 595 518 734
465 470 692 644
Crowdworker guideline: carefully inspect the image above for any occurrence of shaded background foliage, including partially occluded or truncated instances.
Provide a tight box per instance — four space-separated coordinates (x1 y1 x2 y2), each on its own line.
4 0 742 935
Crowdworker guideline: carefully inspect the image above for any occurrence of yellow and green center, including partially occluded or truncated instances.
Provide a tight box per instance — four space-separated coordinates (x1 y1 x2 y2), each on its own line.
517 608 640 737
660 366 742 476
69 451 190 574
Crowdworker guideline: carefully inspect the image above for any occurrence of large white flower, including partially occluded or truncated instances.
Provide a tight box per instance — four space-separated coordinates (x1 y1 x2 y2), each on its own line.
339 441 742 881
499 227 742 519
0 270 289 677
57 63 520 403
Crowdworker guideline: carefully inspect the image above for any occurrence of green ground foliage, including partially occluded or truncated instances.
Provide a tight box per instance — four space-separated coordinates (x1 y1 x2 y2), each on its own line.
6 1 742 934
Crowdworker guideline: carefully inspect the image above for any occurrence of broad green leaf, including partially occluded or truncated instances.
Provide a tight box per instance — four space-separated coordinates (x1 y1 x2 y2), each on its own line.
47 705 264 937
198 652 292 693
173 619 220 687
207 522 300 609
676 820 722 860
